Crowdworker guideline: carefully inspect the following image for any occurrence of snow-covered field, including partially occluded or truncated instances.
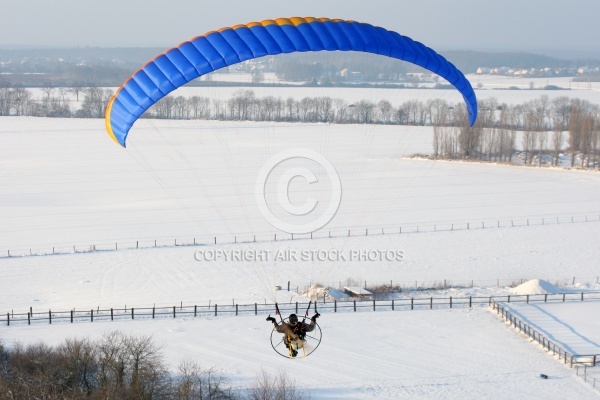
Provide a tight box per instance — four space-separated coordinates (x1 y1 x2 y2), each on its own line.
25 72 600 111
1 81 600 398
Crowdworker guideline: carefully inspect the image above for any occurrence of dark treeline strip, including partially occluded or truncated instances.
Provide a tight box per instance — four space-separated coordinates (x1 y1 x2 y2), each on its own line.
1 86 598 168
0 332 308 399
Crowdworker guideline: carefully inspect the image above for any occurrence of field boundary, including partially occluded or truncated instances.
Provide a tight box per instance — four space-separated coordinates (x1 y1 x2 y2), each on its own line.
4 291 600 333
2 213 599 259
490 298 599 368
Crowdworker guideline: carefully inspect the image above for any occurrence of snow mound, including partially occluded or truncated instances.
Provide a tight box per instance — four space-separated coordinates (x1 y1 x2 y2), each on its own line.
303 284 328 300
510 279 562 295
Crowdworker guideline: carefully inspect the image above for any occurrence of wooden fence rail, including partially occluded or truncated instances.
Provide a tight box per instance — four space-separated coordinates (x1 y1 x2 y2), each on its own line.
575 365 599 391
3 214 599 259
3 291 600 329
490 298 600 368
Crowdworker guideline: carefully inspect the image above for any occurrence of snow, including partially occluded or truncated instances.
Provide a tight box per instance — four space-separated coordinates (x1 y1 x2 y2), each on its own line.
502 302 600 357
1 99 600 397
511 279 564 295
22 73 600 113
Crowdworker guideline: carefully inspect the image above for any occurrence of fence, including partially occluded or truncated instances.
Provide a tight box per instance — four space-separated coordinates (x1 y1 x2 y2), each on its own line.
3 291 600 329
575 365 599 391
490 298 600 368
2 213 599 259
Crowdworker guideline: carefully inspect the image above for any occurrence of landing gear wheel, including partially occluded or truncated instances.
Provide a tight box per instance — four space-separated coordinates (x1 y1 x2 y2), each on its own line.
270 317 322 359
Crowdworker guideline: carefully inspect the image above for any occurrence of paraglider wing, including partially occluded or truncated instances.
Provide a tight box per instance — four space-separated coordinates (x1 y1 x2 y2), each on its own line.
105 17 477 147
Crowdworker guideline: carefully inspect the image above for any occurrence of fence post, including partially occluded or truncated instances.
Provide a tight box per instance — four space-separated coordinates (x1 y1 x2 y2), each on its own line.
353 300 356 312
194 305 197 317
581 292 584 301
49 310 52 324
527 294 529 304
214 304 217 316
544 294 547 303
430 297 433 309
334 300 337 312
153 307 156 319
236 304 238 316
28 312 31 325
71 310 73 323
469 296 472 307
131 308 134 319
111 308 113 321
254 303 257 315
450 296 452 309
91 309 94 322
392 299 394 311
173 306 176 318
6 313 9 326
411 298 414 310
373 300 376 311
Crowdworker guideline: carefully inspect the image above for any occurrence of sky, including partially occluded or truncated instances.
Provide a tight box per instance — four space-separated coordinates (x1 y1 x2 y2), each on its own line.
2 0 600 56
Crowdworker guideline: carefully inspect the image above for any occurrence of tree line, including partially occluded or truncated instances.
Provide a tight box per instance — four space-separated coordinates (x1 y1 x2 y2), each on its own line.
431 95 599 168
0 332 309 399
1 85 598 169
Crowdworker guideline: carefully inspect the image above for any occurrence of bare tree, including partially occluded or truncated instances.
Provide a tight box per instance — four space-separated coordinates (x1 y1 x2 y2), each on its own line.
41 84 55 100
377 99 393 124
316 96 334 122
551 96 571 131
591 115 600 169
496 109 515 162
68 83 85 102
176 359 234 400
552 121 564 166
536 131 548 166
246 369 310 400
189 95 211 119
173 96 190 119
298 97 315 121
155 96 176 119
522 111 538 164
568 99 586 167
77 87 112 118
456 106 482 158
355 99 375 123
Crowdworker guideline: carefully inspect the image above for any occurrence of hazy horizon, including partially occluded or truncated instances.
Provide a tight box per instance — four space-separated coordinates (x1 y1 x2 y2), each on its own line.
2 0 600 59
